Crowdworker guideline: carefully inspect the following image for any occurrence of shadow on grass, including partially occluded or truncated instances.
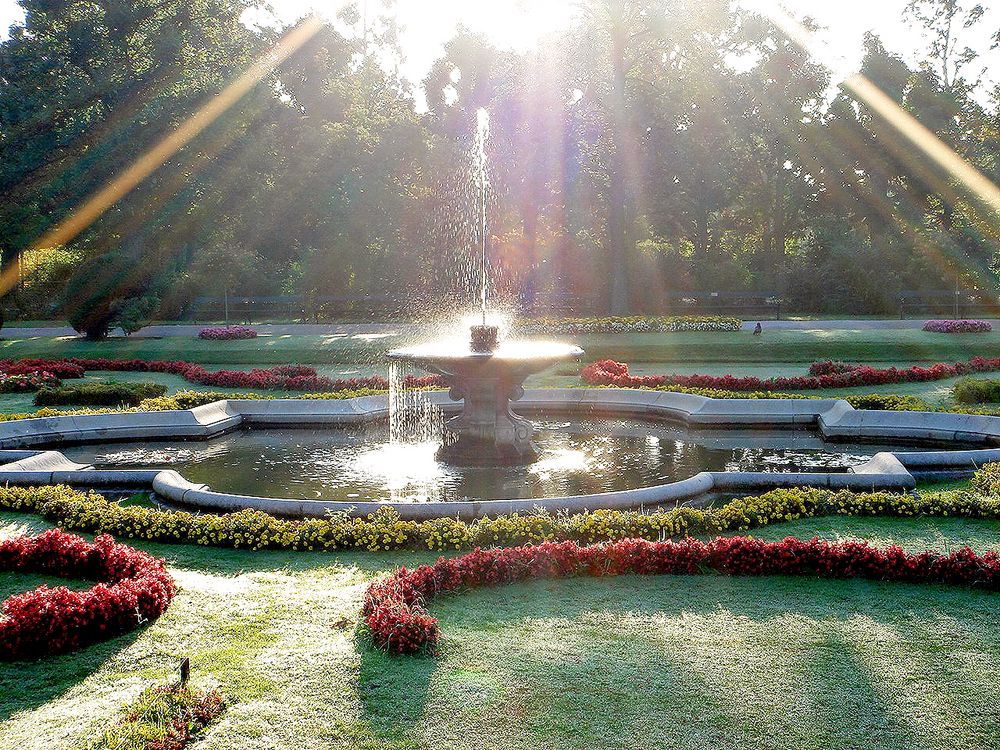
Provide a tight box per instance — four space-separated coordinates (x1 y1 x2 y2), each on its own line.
0 628 144 723
357 642 437 744
354 574 999 748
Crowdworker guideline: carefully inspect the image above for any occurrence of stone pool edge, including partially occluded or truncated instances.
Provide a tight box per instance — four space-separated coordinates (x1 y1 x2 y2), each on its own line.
0 388 997 520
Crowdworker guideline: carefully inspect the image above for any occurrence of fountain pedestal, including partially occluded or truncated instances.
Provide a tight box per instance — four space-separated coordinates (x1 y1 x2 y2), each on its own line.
388 336 583 466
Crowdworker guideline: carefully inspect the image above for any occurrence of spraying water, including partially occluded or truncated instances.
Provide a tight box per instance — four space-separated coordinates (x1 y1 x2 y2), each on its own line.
475 108 490 325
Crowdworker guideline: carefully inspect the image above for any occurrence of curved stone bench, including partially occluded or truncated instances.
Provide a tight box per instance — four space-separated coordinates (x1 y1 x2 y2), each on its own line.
0 388 994 519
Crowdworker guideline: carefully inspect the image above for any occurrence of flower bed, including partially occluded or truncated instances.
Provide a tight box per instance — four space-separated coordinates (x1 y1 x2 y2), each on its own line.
519 315 741 335
0 357 445 392
582 356 1000 392
363 536 1000 653
4 482 999 555
80 684 225 750
0 528 176 660
0 371 61 392
198 325 258 340
923 319 992 333
0 359 85 378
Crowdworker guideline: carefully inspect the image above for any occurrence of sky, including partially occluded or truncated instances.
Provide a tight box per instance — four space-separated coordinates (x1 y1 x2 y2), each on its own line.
1 0 998 100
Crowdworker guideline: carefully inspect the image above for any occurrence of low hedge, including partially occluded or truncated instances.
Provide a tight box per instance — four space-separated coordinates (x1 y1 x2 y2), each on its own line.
34 381 168 407
2 482 999 554
953 378 1000 404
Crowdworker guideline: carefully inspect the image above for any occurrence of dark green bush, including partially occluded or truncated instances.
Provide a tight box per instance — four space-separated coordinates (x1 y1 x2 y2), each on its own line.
845 393 930 411
953 378 1000 404
34 381 168 407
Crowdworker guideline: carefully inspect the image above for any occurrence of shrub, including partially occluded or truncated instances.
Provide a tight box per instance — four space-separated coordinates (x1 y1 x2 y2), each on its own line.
519 315 741 334
0 528 176 660
198 325 258 340
923 319 992 333
583 357 1000 392
34 381 168 407
845 393 930 411
971 462 1000 496
953 378 1000 404
81 684 225 750
363 536 1000 653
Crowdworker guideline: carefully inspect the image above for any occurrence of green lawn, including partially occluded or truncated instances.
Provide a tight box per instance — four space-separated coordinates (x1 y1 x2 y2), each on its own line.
1 328 998 365
0 328 997 413
2 511 999 750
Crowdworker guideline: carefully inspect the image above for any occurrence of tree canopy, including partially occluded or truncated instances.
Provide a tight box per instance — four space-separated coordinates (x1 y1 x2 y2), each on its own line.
0 0 997 331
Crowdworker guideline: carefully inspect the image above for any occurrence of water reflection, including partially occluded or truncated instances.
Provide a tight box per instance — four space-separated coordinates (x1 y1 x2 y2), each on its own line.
64 420 921 503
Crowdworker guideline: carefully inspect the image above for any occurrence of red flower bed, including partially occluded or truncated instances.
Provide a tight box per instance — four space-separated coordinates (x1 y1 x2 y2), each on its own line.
0 358 445 393
582 357 1000 392
0 529 176 661
0 371 61 392
363 537 1000 654
0 359 85 378
198 325 258 340
923 319 993 333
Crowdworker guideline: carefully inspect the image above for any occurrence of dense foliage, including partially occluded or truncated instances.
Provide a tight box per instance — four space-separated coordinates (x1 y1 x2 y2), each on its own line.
78 684 225 750
0 529 176 660
1 1 997 327
3 483 999 554
363 535 1000 653
34 381 168 407
582 356 1000 391
953 377 1000 403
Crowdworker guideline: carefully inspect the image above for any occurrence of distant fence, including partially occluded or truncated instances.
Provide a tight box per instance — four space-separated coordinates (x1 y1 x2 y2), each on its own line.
898 290 1000 319
520 290 782 319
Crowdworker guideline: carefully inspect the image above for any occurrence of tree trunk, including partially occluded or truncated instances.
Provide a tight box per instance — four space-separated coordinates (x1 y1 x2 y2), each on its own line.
607 31 630 315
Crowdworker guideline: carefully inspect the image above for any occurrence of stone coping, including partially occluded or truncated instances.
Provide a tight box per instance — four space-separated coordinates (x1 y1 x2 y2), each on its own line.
0 389 996 520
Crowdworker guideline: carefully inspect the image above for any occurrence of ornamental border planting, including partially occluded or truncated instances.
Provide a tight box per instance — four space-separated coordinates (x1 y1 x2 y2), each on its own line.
0 528 176 661
922 319 993 333
198 325 258 340
1 481 999 554
0 357 444 392
519 315 741 335
582 356 1000 392
362 536 1000 654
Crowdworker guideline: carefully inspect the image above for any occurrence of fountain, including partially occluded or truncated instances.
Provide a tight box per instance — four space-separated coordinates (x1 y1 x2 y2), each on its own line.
388 109 584 466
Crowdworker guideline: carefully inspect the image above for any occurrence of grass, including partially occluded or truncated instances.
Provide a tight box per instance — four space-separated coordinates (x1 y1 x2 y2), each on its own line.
0 327 994 413
1 328 998 365
3 511 999 750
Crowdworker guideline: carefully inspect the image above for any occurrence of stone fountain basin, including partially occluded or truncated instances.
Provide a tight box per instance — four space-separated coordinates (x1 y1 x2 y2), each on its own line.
0 390 999 519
